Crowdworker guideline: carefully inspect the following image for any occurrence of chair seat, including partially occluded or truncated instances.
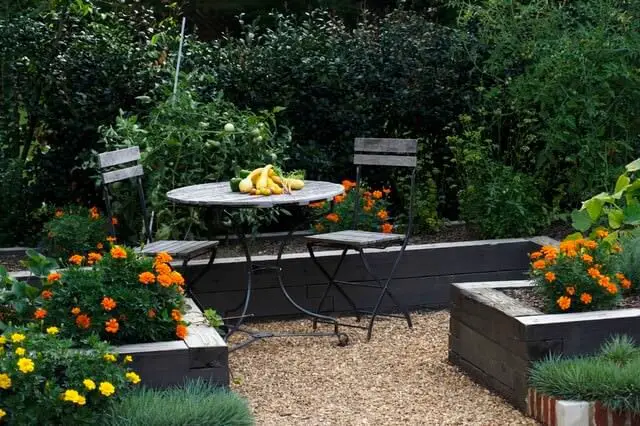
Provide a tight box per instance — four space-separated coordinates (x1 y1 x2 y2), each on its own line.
137 240 218 259
306 230 404 249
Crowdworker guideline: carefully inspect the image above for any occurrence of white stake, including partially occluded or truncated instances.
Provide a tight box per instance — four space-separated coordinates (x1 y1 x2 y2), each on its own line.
172 17 187 104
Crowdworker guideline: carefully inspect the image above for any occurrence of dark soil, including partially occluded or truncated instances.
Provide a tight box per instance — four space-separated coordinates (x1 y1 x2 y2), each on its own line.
0 254 23 273
502 287 640 312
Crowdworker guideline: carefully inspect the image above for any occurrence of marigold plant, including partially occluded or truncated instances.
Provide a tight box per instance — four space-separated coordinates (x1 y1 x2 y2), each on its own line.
530 233 627 313
0 327 138 424
311 180 395 234
32 247 188 345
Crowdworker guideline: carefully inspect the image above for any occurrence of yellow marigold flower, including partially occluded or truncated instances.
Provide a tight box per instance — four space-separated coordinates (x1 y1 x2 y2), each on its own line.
99 381 116 397
0 409 5 419
0 373 11 389
46 326 59 336
83 379 96 390
125 372 141 384
138 271 156 285
544 272 556 283
124 355 133 363
17 358 34 374
155 252 173 264
154 262 172 275
15 347 25 356
596 229 609 238
11 333 25 343
103 353 117 363
110 246 127 259
532 260 546 270
557 296 571 311
63 389 86 405
566 286 576 296
0 335 5 345
580 293 592 304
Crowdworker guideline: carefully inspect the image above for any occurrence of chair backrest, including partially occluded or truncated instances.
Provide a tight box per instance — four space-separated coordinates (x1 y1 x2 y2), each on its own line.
97 146 151 242
352 138 419 237
97 146 144 184
353 138 418 168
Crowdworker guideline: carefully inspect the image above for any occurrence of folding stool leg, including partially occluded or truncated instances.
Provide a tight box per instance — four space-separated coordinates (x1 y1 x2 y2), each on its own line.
307 244 359 328
182 247 217 301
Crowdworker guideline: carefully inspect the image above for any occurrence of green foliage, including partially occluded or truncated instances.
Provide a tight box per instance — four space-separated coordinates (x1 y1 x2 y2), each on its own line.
42 206 110 262
36 247 188 345
0 159 41 245
211 9 478 225
612 235 640 295
99 90 291 240
449 117 548 238
0 327 136 425
311 181 395 234
530 335 640 414
106 379 254 426
453 0 640 210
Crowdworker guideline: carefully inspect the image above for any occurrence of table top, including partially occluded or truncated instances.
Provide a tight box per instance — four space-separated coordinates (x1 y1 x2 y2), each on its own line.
166 180 344 208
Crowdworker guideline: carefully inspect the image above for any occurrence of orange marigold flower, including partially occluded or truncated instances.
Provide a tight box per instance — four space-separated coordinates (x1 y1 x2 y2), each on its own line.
363 204 372 213
598 276 611 287
529 251 542 260
341 180 356 191
87 252 103 265
176 324 188 340
383 187 391 195
138 272 156 285
622 279 632 289
155 262 172 275
588 267 602 279
616 273 626 280
326 213 340 223
47 272 61 283
606 283 618 295
96 242 104 250
557 296 571 311
372 190 383 199
596 229 609 239
559 240 577 256
101 297 117 311
89 206 100 220
55 209 64 218
76 314 91 329
106 236 117 243
613 244 623 253
171 309 182 322
68 254 84 265
155 252 173 264
580 293 592 304
170 271 185 286
110 246 127 259
41 290 53 300
309 201 325 209
157 274 173 287
71 307 81 315
381 223 394 233
545 272 556 282
582 254 593 264
111 217 118 225
566 286 576 296
314 223 325 233
334 195 345 204
377 210 389 221
363 191 372 198
105 318 119 334
34 308 47 319
583 240 597 250
532 260 546 270
147 309 156 319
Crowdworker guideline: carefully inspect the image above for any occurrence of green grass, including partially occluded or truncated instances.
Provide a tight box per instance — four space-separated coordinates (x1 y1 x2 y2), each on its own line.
530 335 640 414
105 379 254 426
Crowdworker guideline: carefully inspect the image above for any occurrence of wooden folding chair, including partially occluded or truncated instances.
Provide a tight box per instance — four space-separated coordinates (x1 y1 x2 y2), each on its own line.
306 138 418 340
97 146 218 300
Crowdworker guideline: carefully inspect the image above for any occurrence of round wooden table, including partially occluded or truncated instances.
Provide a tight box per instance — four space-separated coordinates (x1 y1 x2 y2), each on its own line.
166 180 348 350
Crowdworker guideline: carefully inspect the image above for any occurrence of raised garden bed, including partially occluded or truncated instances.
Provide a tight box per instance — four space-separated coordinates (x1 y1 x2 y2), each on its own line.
117 297 229 388
449 280 640 412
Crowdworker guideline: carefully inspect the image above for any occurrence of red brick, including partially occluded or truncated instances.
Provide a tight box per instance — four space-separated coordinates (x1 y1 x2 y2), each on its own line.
548 396 556 426
537 391 543 422
610 408 627 426
527 388 535 417
594 401 609 426
630 411 640 426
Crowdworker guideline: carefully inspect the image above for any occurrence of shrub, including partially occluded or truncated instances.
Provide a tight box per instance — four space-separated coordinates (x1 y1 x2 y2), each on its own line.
530 335 640 414
36 247 188 345
106 379 254 426
311 180 395 234
614 235 640 295
0 326 140 425
42 206 111 261
99 90 291 241
529 233 630 313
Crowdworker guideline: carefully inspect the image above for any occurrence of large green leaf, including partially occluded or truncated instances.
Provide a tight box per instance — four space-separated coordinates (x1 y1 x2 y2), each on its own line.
614 174 631 194
623 204 640 225
626 159 640 172
608 209 624 229
571 209 592 232
583 197 605 221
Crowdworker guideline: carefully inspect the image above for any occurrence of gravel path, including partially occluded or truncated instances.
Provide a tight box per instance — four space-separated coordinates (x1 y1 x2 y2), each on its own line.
229 311 538 426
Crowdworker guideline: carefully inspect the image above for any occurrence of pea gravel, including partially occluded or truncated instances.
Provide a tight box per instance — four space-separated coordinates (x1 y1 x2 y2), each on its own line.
229 310 539 426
